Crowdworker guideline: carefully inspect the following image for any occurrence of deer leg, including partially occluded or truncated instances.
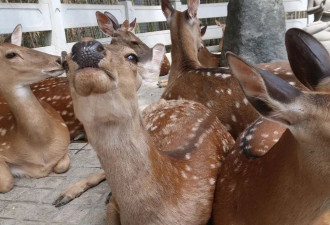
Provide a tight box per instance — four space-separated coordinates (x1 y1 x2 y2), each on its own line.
0 159 14 193
107 196 121 225
53 172 106 207
53 153 70 174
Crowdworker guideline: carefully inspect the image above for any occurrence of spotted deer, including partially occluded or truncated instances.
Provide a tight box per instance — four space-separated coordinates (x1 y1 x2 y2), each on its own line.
55 37 233 224
161 0 261 138
97 11 170 76
212 28 330 225
0 12 170 140
0 25 70 192
161 0 307 139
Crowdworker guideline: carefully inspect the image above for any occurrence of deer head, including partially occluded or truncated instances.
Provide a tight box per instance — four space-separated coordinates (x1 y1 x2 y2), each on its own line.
228 49 330 177
96 11 164 82
65 39 164 124
161 0 203 52
0 25 63 92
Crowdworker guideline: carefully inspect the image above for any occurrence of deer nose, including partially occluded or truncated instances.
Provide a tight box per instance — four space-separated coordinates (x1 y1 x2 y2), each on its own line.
71 40 105 69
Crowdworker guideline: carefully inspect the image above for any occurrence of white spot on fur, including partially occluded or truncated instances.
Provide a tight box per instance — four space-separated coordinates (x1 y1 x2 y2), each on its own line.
235 102 240 108
185 165 191 171
261 133 269 138
0 129 7 136
221 74 231 79
181 171 187 179
206 101 214 108
185 153 191 160
231 115 237 122
246 135 253 141
243 98 249 105
227 89 232 95
209 178 215 185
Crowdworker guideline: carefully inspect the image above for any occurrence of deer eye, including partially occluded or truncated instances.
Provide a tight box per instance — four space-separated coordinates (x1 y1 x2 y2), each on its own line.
126 54 138 64
6 52 17 59
131 41 139 45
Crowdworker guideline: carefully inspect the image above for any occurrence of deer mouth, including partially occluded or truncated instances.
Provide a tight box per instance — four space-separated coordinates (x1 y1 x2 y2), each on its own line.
73 67 117 96
42 69 65 77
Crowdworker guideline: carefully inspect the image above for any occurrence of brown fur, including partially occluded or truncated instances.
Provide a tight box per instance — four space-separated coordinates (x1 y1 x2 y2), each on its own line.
0 25 70 192
212 52 330 225
161 0 307 139
65 40 234 224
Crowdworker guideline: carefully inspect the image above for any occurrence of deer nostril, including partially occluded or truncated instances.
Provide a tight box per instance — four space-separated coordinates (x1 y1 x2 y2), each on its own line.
71 40 105 69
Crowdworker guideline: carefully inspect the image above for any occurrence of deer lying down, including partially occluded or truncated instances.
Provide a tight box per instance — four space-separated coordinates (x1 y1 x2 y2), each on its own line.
60 38 233 224
0 12 170 140
213 28 330 225
0 25 70 193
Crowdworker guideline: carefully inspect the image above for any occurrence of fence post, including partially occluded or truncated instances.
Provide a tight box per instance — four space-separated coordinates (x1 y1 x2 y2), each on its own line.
39 0 67 55
121 1 136 23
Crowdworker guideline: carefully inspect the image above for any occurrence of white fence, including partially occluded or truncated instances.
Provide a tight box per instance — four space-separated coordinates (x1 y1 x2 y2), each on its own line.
0 0 308 58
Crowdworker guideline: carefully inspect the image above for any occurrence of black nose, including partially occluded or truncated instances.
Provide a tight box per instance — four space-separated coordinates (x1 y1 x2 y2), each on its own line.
71 40 105 69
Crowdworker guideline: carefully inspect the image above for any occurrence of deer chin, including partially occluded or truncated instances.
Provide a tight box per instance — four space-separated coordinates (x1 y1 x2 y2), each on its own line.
73 67 118 97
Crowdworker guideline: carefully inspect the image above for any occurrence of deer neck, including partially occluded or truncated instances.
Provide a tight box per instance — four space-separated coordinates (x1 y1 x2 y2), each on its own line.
84 107 158 196
256 130 330 208
170 15 200 72
0 85 53 142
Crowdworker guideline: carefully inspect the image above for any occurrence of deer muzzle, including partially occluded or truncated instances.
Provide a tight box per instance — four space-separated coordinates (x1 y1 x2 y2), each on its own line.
71 40 105 69
68 40 117 96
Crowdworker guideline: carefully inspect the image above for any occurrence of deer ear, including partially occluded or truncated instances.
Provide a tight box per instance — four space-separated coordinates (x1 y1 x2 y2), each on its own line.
227 52 302 126
201 25 207 37
122 20 130 30
286 28 330 91
138 43 165 83
215 19 221 26
161 0 174 22
104 11 120 30
5 24 22 46
96 11 116 36
127 18 137 31
187 0 199 18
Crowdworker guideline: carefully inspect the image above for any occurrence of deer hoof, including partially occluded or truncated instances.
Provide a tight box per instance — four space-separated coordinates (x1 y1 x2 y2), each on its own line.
53 194 73 207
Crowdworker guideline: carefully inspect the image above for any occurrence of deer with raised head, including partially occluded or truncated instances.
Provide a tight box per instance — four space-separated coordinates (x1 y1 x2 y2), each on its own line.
56 34 233 224
161 0 261 138
212 28 330 225
0 25 70 192
160 0 307 139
